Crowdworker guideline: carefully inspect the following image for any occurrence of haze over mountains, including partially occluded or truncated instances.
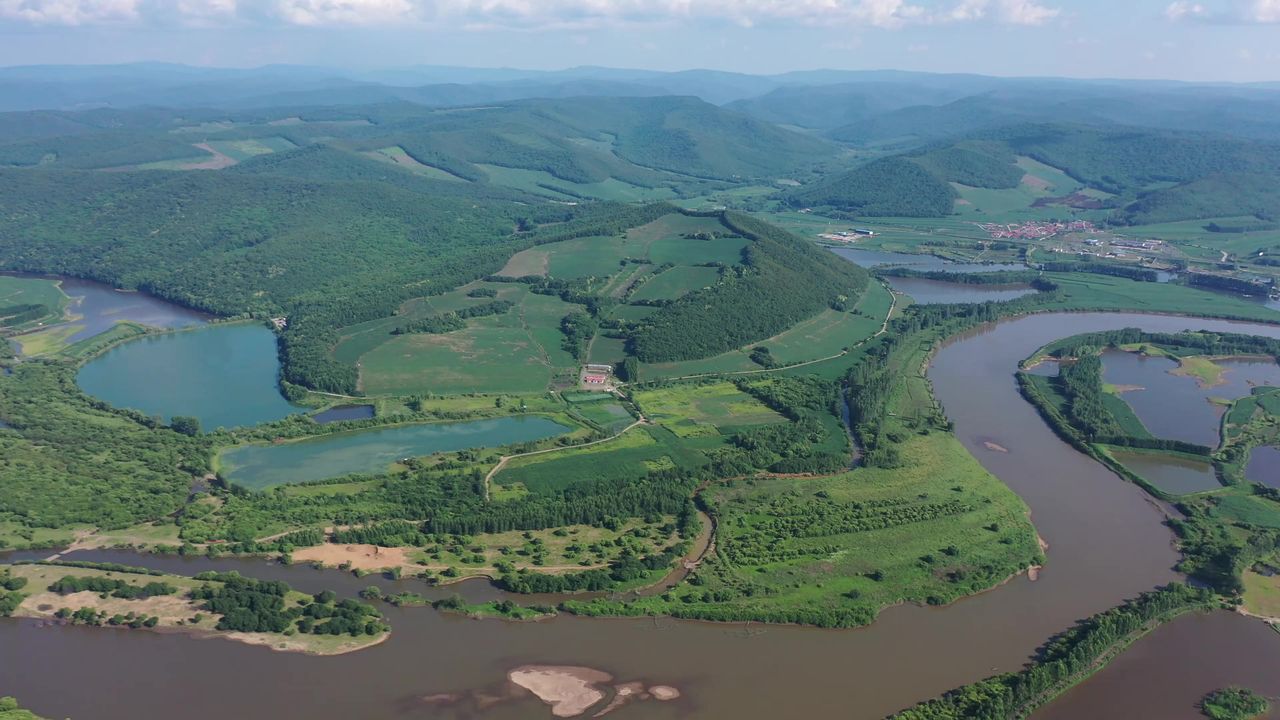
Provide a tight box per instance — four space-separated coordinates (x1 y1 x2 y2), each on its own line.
6 62 1280 146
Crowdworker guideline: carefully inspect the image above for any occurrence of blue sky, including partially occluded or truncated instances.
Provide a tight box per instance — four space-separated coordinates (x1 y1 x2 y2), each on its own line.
0 0 1277 81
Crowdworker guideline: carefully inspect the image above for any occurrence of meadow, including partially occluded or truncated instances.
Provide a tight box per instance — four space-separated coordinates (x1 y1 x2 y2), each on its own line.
494 424 718 495
0 275 67 333
634 381 786 436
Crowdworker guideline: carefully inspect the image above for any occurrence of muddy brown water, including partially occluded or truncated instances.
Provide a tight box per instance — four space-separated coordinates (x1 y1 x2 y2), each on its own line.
4 312 1280 719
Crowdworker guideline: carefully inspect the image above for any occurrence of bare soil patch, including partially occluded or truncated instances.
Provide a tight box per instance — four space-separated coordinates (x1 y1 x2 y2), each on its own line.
292 543 412 571
180 143 238 170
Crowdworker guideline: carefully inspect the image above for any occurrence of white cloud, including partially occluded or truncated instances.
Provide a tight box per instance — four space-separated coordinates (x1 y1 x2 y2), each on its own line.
1252 0 1280 21
0 0 1066 27
996 0 1057 24
0 0 139 24
1165 0 1280 22
275 0 413 26
1164 1 1207 19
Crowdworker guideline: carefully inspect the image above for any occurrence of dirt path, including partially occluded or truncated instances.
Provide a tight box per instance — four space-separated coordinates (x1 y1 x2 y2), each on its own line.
483 418 649 498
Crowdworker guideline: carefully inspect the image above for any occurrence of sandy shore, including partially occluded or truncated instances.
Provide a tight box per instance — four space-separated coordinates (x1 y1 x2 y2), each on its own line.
509 666 614 718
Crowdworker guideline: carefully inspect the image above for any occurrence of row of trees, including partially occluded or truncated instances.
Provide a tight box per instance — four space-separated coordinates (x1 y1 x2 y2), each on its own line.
892 584 1215 719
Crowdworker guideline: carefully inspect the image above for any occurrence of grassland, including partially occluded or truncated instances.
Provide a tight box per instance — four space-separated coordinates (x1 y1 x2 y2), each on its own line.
364 146 468 182
1049 273 1280 322
346 282 580 395
1242 570 1280 619
205 137 296 162
629 266 721 302
494 424 718 495
0 275 67 333
343 212 757 396
476 164 676 202
633 382 785 437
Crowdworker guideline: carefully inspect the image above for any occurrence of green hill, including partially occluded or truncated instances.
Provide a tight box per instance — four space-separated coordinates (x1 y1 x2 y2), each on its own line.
628 211 870 361
785 124 1280 222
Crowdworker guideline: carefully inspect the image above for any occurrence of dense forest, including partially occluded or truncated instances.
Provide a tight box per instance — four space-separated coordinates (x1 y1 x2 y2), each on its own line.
784 156 958 217
0 362 210 532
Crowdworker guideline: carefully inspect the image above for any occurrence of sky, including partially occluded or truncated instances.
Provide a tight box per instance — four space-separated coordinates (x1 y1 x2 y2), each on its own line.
0 0 1278 82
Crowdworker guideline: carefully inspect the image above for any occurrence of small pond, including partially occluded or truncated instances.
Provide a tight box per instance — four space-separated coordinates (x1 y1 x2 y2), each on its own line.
218 416 571 489
1110 449 1222 495
312 404 376 424
77 323 300 429
1246 446 1280 489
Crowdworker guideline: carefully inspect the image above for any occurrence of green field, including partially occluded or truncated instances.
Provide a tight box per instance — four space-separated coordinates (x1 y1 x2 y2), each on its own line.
500 213 733 280
365 146 468 182
570 400 635 433
1050 273 1280 322
358 326 554 395
571 429 1040 626
495 424 717 494
340 282 580 395
634 381 786 436
477 164 676 202
629 265 721 302
205 137 296 162
648 235 747 265
0 275 68 332
641 280 893 378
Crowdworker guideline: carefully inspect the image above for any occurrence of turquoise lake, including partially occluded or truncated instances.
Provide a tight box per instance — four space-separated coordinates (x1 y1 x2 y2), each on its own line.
76 323 300 429
218 416 570 489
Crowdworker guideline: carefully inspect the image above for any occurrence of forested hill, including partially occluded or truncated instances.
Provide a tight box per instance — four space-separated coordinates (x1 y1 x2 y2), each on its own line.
0 161 570 392
785 124 1280 224
628 210 870 362
0 96 837 184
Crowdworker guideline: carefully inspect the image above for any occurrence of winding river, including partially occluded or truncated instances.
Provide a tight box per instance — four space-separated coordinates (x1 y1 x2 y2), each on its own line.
4 312 1280 719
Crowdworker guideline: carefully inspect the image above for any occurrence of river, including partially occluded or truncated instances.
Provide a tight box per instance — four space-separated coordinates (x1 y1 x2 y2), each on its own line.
4 312 1280 719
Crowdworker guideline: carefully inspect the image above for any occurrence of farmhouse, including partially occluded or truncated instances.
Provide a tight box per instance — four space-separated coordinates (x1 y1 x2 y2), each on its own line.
583 374 609 385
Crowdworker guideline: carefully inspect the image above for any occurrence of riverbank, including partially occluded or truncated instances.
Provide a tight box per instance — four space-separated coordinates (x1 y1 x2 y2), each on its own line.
3 562 388 656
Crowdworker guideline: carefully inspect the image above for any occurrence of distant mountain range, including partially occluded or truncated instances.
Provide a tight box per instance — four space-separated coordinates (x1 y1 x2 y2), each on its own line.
5 62 1280 149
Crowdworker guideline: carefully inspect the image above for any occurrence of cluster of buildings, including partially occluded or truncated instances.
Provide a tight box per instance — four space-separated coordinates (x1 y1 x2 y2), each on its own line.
582 363 614 386
818 228 877 243
977 220 1095 240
